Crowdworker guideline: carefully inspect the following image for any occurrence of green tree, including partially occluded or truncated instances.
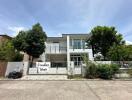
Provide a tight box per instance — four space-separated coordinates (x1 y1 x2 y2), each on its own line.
107 45 132 61
13 23 47 67
0 40 23 61
12 31 27 52
87 26 124 60
26 23 47 66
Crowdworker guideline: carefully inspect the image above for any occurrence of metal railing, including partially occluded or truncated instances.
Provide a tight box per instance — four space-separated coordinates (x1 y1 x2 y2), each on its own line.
51 61 67 68
46 46 67 53
70 45 91 50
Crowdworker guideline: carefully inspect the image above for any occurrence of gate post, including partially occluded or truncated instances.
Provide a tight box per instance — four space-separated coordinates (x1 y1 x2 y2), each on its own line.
81 63 86 77
68 61 74 76
23 62 29 76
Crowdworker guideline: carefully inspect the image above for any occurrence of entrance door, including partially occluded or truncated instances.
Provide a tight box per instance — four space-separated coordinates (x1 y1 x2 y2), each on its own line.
70 54 83 67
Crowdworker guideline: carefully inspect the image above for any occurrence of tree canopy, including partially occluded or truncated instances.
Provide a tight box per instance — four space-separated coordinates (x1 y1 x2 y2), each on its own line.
13 31 27 52
0 40 23 61
87 26 125 60
107 45 132 61
13 23 47 63
25 23 47 58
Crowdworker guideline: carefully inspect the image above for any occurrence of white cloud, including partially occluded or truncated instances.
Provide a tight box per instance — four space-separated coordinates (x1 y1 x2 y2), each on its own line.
8 26 27 36
125 40 132 45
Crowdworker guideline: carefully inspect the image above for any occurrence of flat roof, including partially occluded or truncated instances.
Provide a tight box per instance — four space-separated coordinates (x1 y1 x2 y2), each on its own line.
62 33 89 36
0 34 12 39
62 33 91 38
47 33 91 42
46 37 66 42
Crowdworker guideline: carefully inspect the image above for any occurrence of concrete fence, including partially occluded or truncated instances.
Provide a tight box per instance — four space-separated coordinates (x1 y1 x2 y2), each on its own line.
4 61 132 77
5 62 29 77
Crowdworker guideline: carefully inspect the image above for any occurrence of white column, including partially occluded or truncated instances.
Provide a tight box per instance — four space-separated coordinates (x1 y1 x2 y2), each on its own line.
88 49 94 61
67 35 70 69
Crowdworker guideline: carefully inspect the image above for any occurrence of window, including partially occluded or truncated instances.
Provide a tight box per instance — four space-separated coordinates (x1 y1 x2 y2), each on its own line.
73 39 81 49
70 39 86 49
70 54 83 67
82 40 85 49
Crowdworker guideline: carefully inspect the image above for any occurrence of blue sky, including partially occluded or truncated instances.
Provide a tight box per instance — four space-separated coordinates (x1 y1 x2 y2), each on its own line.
0 0 132 42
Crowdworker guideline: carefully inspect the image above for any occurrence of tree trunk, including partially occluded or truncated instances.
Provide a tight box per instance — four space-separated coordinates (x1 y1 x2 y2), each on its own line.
91 45 94 57
30 56 34 68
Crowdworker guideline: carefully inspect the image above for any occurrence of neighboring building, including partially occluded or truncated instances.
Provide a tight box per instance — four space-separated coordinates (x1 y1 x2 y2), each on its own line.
39 34 93 68
0 34 12 45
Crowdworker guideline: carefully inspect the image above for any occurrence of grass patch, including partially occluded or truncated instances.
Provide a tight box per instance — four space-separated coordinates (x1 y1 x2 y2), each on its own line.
68 75 84 79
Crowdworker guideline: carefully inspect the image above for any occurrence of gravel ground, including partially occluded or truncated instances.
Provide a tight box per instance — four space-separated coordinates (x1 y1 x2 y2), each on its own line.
0 80 132 100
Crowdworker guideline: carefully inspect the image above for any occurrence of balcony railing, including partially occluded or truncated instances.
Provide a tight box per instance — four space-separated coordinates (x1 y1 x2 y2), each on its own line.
46 46 67 54
70 45 91 49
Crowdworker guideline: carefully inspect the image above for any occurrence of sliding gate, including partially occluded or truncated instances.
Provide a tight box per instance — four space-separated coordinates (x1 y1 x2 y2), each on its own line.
28 62 67 75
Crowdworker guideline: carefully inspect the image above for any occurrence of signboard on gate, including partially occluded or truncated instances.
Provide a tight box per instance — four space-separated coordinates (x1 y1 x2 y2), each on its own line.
36 62 51 74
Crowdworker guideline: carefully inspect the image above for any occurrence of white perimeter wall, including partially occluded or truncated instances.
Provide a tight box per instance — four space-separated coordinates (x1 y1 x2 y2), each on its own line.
5 62 28 77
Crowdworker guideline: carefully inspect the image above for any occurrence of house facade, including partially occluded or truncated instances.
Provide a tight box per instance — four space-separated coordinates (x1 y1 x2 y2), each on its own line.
39 34 93 68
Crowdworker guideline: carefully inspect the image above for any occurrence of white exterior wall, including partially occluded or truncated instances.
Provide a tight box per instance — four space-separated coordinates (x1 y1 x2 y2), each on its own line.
5 62 24 76
88 49 94 60
39 34 93 70
40 53 46 61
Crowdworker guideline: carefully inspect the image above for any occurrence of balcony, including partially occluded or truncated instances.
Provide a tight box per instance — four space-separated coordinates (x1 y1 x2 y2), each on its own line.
45 43 67 54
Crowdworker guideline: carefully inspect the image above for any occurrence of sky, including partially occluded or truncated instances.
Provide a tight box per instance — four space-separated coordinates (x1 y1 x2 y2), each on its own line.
0 0 132 42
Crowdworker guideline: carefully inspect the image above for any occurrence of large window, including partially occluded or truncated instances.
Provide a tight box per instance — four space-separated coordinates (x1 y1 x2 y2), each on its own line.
73 39 81 49
70 54 83 67
70 39 87 49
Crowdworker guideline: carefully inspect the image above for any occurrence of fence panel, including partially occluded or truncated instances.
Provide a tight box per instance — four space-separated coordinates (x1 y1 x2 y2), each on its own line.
0 62 7 77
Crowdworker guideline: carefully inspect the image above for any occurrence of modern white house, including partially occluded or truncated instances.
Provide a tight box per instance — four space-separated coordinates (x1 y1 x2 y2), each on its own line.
5 33 94 77
39 34 93 68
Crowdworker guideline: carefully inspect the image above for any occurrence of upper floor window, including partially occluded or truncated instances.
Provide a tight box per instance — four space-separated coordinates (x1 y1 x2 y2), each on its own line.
70 39 86 49
73 39 81 49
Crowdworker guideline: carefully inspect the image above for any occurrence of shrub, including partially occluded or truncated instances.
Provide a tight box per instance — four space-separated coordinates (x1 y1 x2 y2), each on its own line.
83 56 120 79
127 69 132 77
111 64 119 74
97 64 112 79
85 63 98 79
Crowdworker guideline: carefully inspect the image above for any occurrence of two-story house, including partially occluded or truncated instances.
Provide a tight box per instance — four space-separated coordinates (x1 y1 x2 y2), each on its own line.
39 34 93 68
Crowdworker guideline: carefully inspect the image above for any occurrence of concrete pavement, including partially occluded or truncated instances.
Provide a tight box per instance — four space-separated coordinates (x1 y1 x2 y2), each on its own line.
0 80 132 100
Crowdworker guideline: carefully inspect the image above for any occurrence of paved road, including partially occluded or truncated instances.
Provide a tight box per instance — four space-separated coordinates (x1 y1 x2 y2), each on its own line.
0 80 132 100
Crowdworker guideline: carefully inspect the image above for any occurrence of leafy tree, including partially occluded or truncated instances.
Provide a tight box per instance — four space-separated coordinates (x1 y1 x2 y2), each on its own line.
107 45 132 61
12 31 27 52
25 23 47 66
87 26 124 60
13 23 47 67
0 40 23 61
0 40 14 61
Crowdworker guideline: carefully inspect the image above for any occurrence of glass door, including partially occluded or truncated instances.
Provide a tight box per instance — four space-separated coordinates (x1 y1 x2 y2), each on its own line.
70 54 82 67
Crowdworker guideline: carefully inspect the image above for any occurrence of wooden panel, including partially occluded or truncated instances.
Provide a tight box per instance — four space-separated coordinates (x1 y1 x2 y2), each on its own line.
0 62 7 77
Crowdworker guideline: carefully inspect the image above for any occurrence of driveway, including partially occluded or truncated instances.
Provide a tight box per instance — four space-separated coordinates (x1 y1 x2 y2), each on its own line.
0 80 132 100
